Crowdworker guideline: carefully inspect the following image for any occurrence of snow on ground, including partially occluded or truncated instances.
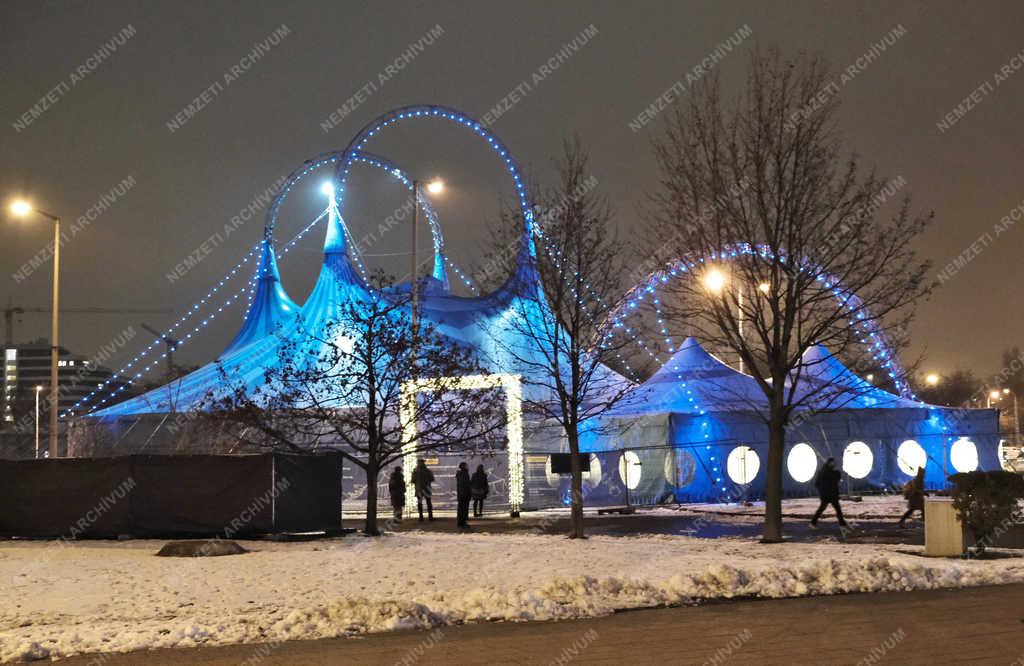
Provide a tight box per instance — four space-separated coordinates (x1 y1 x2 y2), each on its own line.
2 523 1023 663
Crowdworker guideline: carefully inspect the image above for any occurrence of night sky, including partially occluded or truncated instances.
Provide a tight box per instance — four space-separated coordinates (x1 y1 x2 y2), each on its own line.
1 0 1022 379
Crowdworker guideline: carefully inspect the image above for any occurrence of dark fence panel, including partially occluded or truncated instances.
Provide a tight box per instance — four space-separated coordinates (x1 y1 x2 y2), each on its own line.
0 453 340 538
129 455 275 537
0 458 133 537
273 452 342 532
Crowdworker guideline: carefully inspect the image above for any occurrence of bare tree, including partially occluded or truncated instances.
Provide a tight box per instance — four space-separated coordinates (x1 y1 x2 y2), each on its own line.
204 272 503 535
649 49 933 541
495 138 636 539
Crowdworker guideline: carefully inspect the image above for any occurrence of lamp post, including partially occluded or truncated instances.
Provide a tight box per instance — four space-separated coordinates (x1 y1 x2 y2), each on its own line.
34 385 42 459
703 268 767 374
409 178 444 334
10 200 60 458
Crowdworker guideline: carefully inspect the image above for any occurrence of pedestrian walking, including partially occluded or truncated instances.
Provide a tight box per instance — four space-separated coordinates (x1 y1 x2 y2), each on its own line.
456 462 472 528
470 464 489 517
412 458 435 522
811 457 848 528
388 466 405 522
898 466 926 527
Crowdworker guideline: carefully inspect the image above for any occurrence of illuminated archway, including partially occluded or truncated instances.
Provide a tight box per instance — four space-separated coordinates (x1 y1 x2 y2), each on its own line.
400 373 524 513
605 243 914 398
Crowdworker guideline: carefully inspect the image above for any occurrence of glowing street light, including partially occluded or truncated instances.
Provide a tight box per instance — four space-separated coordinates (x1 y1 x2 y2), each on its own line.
426 178 444 195
703 268 726 293
9 199 61 458
988 390 1003 408
925 373 940 387
757 282 771 295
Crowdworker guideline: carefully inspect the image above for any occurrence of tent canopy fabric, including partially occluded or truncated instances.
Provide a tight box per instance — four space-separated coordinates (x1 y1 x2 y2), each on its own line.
91 198 628 420
609 337 768 416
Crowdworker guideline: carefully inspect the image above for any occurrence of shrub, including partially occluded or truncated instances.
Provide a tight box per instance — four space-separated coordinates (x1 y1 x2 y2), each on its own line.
949 470 1024 556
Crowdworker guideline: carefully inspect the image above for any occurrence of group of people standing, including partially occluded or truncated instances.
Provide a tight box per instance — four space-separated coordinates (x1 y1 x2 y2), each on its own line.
387 459 490 529
810 457 927 529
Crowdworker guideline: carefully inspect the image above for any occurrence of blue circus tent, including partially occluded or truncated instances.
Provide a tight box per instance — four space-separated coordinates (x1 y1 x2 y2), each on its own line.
85 192 627 433
565 338 1000 505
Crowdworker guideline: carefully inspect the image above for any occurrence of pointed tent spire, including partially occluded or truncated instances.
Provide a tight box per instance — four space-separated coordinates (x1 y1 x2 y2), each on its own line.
221 238 299 356
796 344 921 409
323 190 347 256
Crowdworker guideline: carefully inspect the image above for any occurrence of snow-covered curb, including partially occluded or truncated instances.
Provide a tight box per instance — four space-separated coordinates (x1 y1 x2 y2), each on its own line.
2 532 1022 662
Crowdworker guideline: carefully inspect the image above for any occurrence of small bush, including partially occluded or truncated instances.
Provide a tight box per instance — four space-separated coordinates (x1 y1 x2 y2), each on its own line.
949 471 1024 555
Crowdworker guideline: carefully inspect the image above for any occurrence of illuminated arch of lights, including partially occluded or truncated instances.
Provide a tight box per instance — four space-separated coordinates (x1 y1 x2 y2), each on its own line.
69 106 543 415
604 243 916 399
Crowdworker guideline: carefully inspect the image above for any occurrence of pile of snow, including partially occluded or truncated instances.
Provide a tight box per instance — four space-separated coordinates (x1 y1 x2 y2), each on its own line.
1 531 1022 662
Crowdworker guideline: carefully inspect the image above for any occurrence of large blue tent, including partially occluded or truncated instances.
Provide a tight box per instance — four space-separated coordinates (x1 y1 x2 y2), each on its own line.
68 104 1000 510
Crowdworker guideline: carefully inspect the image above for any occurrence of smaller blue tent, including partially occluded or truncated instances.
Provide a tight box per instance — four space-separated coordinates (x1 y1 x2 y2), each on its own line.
549 339 1002 505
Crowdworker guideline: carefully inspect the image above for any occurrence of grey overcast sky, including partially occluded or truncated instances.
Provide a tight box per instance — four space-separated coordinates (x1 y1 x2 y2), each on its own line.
1 0 1022 378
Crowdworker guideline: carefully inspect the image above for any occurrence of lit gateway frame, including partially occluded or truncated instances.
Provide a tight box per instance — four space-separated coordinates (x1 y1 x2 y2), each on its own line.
400 374 525 513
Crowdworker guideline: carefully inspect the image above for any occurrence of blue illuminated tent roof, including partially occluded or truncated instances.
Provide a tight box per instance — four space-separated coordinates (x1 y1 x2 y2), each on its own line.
609 337 768 416
89 195 625 418
221 239 299 357
794 344 925 411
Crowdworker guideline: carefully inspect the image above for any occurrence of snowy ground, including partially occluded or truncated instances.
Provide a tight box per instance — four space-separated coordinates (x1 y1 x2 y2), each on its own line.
3 507 1024 663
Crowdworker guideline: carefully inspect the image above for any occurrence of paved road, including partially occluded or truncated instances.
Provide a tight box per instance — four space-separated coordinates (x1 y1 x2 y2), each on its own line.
63 584 1024 665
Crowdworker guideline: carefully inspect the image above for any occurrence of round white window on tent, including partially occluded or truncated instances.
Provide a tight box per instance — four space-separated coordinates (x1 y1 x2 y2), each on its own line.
950 437 979 472
896 440 927 476
618 451 642 490
787 443 818 483
726 446 760 484
842 441 873 479
584 455 603 487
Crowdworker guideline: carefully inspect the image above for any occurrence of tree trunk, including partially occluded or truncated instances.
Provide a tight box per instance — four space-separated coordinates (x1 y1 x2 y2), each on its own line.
567 429 585 539
364 462 380 536
762 409 786 543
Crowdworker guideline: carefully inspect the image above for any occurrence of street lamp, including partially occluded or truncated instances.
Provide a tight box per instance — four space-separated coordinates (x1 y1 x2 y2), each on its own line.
703 268 726 294
987 390 1002 408
410 179 444 333
925 373 940 387
702 267 752 373
10 199 60 458
34 385 42 459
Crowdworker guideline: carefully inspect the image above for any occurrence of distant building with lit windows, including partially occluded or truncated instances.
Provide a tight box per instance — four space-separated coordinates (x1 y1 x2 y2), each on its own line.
2 339 130 432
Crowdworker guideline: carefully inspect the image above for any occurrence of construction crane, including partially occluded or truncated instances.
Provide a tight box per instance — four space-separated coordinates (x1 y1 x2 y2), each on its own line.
3 302 173 347
140 322 181 380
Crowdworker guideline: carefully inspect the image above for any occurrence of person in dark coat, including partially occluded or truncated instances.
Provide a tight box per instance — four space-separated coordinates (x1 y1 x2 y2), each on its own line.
456 462 472 528
388 466 406 521
470 464 489 517
411 459 435 522
899 467 926 527
811 457 848 527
